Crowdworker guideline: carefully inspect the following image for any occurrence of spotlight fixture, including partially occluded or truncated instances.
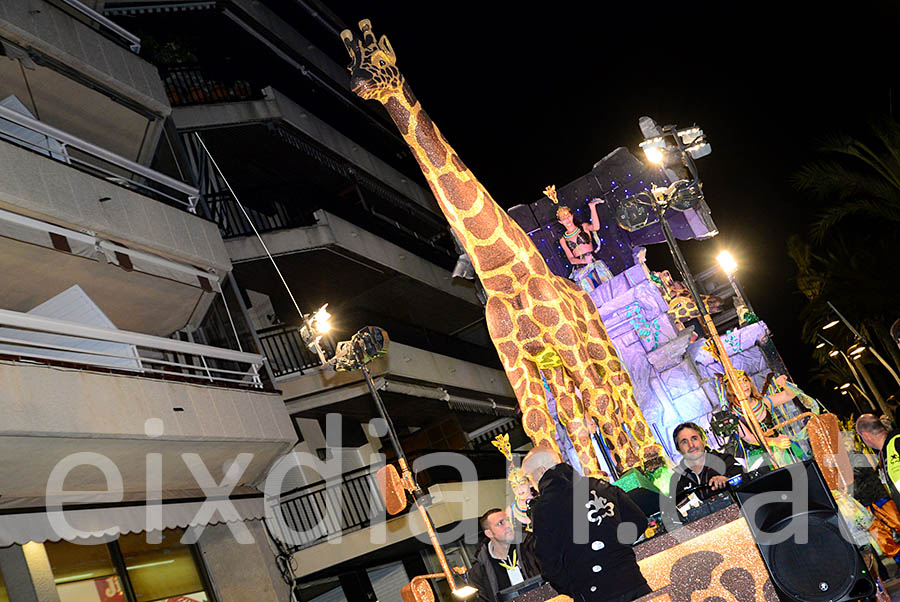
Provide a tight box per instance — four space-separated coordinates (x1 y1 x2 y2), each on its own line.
639 136 667 164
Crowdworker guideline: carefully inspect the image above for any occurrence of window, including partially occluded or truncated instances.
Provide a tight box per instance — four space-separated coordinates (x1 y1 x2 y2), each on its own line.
119 530 208 602
45 529 213 602
44 542 122 602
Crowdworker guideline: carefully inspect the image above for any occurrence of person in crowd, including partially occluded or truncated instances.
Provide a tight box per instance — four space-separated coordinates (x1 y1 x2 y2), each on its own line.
856 415 900 512
670 422 744 505
523 447 651 602
467 508 539 602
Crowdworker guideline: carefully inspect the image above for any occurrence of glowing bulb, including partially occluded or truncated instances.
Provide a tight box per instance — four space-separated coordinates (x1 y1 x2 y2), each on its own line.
828 350 840 357
643 146 664 164
822 320 839 330
453 585 479 599
716 250 738 275
815 342 825 349
839 383 851 390
314 304 331 334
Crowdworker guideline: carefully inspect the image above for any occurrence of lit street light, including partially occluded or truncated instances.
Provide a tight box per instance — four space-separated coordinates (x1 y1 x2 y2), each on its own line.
824 300 900 391
715 250 755 323
817 333 881 413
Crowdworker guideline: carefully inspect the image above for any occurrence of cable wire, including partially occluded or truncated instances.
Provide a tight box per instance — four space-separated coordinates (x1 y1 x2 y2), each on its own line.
193 132 307 322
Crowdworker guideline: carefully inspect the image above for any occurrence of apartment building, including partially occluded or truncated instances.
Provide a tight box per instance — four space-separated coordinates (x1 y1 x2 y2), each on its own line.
81 0 528 602
0 1 311 600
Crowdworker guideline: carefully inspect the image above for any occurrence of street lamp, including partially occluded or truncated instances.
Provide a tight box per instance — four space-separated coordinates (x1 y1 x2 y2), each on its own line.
715 250 756 324
823 300 900 390
817 333 880 413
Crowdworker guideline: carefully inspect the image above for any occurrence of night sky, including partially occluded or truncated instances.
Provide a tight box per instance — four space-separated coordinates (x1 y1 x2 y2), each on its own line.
313 3 897 396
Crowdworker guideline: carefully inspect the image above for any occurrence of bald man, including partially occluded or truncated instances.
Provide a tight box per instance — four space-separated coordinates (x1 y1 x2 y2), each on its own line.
523 447 651 602
857 414 900 511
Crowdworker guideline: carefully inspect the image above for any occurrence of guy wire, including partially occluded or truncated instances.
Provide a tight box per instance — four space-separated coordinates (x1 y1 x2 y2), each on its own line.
193 132 306 322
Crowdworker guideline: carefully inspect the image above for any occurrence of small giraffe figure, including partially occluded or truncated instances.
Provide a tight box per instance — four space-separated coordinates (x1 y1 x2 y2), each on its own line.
340 21 662 473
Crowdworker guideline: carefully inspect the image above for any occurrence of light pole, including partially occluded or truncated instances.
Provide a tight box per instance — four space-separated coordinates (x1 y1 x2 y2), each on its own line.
819 333 880 413
631 122 778 467
716 250 755 322
825 301 900 389
326 326 477 600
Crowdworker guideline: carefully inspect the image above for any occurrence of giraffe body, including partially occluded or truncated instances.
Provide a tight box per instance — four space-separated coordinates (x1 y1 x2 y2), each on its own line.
341 21 663 473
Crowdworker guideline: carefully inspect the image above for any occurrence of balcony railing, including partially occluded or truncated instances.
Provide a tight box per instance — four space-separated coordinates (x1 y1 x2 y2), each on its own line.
269 465 385 551
0 105 199 212
258 325 332 378
54 0 141 52
204 191 317 239
0 308 264 389
268 451 506 552
160 65 263 108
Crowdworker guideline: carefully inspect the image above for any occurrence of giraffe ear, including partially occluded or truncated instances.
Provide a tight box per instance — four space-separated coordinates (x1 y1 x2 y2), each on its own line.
378 35 395 61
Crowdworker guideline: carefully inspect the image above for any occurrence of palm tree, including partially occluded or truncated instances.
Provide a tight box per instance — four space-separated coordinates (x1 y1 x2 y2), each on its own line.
793 118 900 241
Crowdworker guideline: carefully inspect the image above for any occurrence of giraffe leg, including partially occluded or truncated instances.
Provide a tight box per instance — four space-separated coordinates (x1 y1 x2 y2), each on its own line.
498 355 560 456
553 292 663 471
543 364 601 477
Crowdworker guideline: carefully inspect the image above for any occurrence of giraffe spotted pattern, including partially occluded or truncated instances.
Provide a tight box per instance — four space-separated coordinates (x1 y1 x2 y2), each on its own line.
341 20 663 473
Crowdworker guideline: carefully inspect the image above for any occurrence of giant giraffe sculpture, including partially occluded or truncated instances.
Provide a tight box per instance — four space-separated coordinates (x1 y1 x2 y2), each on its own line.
340 20 662 473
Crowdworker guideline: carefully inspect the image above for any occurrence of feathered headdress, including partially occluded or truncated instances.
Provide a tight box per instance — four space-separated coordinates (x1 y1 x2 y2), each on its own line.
492 434 529 487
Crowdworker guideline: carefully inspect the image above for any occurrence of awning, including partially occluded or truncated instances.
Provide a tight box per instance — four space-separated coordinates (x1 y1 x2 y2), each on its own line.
0 496 264 546
0 206 220 292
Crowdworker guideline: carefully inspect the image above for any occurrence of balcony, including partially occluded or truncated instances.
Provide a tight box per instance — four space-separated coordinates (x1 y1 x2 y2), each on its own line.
0 102 230 335
0 305 296 504
267 452 507 576
0 0 169 114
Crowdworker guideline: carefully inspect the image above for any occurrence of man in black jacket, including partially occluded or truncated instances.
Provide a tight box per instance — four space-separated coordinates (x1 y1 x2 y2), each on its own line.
467 508 540 602
671 422 744 505
523 447 651 602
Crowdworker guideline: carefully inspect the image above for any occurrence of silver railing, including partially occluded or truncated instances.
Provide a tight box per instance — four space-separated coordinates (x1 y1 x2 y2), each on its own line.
0 105 199 212
54 0 141 52
0 308 264 388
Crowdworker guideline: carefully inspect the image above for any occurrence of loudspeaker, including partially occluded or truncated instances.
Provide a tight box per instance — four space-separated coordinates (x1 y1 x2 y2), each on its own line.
734 460 875 602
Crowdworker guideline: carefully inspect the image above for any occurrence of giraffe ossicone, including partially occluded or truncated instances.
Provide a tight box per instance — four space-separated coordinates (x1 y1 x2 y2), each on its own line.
340 20 664 474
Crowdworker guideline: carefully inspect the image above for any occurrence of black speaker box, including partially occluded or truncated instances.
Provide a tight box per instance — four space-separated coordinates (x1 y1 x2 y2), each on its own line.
734 460 875 602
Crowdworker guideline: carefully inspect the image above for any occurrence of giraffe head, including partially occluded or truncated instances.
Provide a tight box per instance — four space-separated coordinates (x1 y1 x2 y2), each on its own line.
340 20 403 102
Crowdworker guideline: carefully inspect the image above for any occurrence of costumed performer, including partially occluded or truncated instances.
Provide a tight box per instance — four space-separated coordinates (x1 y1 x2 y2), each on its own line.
545 185 613 293
721 370 812 467
491 434 534 531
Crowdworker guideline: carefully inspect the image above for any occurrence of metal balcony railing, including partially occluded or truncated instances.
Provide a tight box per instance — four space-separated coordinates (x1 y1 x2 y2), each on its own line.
258 325 333 378
0 105 199 212
0 308 264 388
54 0 142 52
267 451 507 552
160 65 263 108
269 465 385 551
204 191 317 239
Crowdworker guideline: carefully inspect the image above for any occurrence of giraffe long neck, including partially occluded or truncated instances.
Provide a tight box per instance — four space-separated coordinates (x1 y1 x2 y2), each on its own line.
380 83 547 289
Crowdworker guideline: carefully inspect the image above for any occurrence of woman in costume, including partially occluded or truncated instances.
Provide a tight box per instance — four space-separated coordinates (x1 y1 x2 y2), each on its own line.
721 370 810 466
556 199 614 292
